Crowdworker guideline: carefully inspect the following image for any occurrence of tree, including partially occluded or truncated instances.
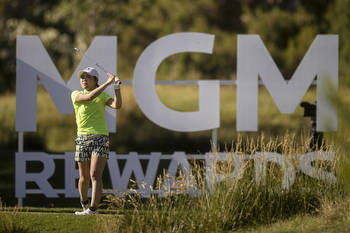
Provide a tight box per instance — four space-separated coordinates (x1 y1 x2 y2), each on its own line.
326 0 350 85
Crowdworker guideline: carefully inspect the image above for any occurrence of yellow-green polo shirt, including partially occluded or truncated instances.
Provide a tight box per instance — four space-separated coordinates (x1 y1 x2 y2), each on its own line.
71 90 111 135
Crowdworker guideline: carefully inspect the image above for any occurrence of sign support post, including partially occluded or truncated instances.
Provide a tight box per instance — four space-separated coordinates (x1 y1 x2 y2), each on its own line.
18 132 23 207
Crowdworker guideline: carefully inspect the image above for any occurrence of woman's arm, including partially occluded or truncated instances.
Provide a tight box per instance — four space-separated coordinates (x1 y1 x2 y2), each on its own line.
74 75 115 102
106 84 122 109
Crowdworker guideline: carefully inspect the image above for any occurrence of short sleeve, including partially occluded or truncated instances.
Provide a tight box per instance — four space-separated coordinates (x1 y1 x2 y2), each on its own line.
71 90 80 104
101 92 112 105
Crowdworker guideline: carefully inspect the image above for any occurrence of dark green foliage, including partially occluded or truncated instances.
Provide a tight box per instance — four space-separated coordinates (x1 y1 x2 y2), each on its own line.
0 0 349 94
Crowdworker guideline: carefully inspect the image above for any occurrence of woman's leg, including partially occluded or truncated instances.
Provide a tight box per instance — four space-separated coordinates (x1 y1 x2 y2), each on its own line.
78 161 91 202
90 154 107 208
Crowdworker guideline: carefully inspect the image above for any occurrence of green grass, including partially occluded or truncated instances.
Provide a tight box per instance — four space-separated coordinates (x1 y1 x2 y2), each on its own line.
0 211 98 233
90 133 344 232
0 206 126 233
1 85 350 232
1 201 350 233
236 197 350 233
1 197 350 233
0 183 347 233
1 206 122 214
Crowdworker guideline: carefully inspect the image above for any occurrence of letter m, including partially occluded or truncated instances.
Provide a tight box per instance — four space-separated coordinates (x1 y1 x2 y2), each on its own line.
16 36 117 132
237 35 338 131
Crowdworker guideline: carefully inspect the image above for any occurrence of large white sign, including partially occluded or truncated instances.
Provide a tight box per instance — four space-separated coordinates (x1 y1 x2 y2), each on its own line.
15 32 339 200
237 35 338 131
16 36 117 132
133 33 220 131
16 33 338 133
16 151 335 198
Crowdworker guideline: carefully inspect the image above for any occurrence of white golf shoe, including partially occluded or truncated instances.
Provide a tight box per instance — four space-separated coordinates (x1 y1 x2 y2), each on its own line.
74 208 98 215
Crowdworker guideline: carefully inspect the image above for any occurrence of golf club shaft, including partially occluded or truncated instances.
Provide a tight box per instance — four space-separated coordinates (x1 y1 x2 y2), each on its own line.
74 47 121 84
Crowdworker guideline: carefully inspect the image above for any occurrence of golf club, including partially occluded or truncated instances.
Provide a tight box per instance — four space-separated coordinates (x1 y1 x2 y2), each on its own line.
74 47 121 84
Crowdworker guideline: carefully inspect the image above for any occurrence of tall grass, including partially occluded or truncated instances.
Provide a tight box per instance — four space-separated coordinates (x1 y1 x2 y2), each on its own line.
0 206 34 233
98 134 342 233
331 86 350 195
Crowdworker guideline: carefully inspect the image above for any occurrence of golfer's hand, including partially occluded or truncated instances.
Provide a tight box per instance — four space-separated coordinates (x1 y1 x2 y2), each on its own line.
106 73 115 85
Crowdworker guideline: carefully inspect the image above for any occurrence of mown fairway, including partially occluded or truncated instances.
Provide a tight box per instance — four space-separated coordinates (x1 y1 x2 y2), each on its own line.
1 197 350 233
1 211 99 233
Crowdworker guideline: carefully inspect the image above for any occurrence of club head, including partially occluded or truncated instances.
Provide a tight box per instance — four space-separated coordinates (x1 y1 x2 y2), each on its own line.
74 47 80 53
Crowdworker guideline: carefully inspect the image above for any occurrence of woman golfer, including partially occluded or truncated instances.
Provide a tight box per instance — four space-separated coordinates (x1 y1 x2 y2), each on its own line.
71 67 122 215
